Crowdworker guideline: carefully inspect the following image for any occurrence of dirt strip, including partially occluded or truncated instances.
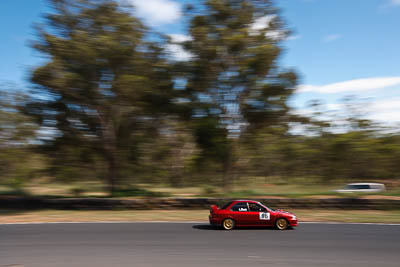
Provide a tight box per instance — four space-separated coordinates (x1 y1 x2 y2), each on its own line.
1 209 400 224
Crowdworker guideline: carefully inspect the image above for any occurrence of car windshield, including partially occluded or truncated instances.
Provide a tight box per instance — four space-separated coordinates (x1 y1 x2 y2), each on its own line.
345 184 370 190
258 202 273 211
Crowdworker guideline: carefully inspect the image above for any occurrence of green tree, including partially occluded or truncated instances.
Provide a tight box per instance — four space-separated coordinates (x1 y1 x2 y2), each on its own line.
0 87 39 190
27 0 173 194
178 0 297 188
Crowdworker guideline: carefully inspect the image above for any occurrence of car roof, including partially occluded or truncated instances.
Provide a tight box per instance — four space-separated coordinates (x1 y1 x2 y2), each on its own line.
347 183 384 186
234 200 259 203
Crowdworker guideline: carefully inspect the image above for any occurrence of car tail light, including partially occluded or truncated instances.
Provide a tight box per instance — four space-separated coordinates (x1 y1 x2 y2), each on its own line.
210 205 218 214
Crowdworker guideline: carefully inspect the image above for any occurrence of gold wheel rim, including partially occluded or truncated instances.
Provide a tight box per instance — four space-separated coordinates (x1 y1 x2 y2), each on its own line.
277 219 288 230
223 219 234 230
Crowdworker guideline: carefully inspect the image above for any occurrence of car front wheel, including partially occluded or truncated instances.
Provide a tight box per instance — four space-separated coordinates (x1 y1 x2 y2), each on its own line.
222 218 235 230
275 218 289 230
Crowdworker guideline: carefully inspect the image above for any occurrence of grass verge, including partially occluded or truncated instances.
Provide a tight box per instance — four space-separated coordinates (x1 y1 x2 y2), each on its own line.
1 209 400 224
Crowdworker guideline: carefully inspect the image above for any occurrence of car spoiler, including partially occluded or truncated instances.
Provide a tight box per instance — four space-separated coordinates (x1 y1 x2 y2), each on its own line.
210 205 218 212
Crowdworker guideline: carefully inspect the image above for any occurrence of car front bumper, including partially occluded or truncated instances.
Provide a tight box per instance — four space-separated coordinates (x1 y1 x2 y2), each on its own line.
288 218 298 227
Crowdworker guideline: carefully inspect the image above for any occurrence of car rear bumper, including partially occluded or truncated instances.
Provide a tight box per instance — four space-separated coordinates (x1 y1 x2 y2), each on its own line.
209 215 221 225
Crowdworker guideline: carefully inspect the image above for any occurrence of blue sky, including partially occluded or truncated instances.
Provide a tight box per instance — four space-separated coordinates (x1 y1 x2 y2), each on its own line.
1 0 400 126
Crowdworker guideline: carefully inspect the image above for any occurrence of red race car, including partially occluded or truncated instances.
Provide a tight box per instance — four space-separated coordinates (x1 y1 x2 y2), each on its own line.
209 200 298 230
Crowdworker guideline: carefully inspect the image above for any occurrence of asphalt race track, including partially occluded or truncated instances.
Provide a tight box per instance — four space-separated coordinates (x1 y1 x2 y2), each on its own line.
1 222 399 267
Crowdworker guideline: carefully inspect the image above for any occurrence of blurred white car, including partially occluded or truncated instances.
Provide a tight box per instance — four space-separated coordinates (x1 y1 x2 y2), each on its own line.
334 183 386 193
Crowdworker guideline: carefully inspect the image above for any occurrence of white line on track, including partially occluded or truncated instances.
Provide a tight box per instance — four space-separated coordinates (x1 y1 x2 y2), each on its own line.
0 221 205 225
1 221 400 226
300 221 400 226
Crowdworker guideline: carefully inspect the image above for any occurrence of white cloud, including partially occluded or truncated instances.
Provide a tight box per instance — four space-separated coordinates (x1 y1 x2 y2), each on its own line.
251 15 276 32
287 35 301 41
166 34 193 61
265 31 287 40
323 34 342 43
294 97 400 128
389 0 400 6
169 34 191 43
366 98 400 124
380 0 400 9
372 98 400 110
250 15 289 41
370 111 400 124
130 0 182 26
297 77 400 94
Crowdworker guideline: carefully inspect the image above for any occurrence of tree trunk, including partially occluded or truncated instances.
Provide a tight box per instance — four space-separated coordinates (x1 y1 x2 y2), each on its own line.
222 141 240 192
107 152 117 195
222 161 232 191
99 113 119 196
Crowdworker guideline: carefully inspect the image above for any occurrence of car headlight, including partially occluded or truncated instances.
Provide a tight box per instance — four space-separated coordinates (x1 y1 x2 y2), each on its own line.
291 215 297 220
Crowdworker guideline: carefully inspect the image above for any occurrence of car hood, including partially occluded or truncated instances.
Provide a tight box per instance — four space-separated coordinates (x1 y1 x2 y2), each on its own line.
274 209 295 216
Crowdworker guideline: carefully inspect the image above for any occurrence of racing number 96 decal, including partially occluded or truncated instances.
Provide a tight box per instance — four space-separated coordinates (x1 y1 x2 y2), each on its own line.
259 212 270 220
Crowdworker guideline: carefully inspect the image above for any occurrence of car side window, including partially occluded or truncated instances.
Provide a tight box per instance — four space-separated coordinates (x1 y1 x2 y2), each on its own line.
248 203 266 212
231 202 248 212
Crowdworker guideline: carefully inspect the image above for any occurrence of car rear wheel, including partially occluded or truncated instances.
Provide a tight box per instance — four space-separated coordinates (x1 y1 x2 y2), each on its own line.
275 218 289 230
222 218 235 230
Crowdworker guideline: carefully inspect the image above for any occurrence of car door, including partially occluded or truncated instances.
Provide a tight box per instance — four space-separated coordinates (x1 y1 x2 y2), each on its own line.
248 203 273 226
243 202 264 225
230 202 253 225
